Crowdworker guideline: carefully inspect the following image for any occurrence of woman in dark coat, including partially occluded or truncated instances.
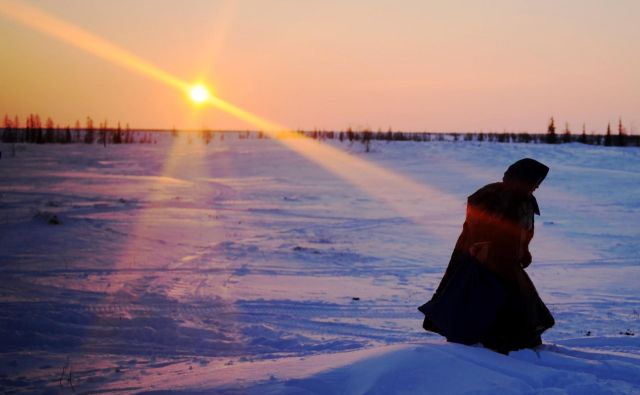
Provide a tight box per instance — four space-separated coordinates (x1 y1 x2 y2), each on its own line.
418 158 554 354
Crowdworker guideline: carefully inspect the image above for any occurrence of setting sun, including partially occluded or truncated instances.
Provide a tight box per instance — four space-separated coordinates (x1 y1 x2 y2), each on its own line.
189 84 210 104
1 2 639 392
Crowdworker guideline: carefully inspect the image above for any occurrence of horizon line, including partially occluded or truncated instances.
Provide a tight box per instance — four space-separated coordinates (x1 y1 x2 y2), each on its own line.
1 125 635 136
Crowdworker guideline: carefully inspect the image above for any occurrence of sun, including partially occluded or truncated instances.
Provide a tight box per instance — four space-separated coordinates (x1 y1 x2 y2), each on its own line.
189 84 210 104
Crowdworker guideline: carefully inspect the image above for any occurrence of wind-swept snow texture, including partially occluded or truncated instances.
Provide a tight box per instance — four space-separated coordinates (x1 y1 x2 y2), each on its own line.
1 136 638 394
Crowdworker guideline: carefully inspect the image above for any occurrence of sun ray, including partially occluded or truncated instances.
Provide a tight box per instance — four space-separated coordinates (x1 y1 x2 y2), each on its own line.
0 1 189 92
0 1 462 241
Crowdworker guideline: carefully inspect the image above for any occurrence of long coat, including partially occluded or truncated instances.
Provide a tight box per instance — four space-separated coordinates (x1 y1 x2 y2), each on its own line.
419 159 554 354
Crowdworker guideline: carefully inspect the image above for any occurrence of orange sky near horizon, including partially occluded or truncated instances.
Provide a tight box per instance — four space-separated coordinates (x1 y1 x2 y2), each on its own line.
0 0 638 133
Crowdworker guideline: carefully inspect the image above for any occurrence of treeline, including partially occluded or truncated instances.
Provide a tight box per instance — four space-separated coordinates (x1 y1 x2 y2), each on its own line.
297 116 639 148
2 114 638 148
0 114 260 145
1 114 156 145
543 117 636 147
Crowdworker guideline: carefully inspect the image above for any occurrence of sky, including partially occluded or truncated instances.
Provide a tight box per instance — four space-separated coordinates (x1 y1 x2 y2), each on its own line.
0 0 638 133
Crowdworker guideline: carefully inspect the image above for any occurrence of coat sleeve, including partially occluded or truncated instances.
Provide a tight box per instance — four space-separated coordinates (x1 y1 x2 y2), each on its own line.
467 188 524 279
521 225 534 268
519 201 536 268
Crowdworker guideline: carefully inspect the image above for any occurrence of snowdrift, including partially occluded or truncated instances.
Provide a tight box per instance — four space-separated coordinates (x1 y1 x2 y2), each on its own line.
275 340 639 395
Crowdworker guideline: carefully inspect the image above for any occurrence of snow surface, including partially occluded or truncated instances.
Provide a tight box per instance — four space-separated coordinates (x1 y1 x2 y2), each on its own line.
1 135 639 394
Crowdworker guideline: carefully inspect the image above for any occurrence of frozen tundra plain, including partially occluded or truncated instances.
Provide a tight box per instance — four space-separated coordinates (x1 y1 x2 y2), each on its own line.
0 134 639 394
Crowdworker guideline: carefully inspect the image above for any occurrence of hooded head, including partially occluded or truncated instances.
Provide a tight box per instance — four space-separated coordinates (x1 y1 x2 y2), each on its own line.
503 158 549 193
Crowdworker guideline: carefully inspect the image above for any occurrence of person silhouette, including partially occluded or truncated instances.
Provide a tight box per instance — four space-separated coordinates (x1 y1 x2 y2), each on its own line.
418 158 554 354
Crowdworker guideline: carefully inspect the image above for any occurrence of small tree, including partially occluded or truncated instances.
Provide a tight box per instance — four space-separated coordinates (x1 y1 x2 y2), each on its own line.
44 117 55 143
13 116 21 143
98 120 108 147
546 117 557 144
346 127 354 143
113 122 123 144
124 123 134 144
33 114 44 144
84 116 94 144
2 114 15 143
578 123 587 144
617 118 627 147
63 125 72 143
604 123 612 146
562 122 571 143
74 120 82 142
362 129 372 152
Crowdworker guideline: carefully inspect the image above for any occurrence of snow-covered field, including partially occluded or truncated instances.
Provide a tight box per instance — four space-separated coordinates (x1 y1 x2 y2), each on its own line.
1 135 639 394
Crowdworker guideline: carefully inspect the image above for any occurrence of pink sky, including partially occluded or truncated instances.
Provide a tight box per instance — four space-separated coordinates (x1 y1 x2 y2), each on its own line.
1 0 638 132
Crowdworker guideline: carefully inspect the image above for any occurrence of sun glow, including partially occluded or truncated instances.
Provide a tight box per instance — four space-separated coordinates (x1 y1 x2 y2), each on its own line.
0 1 462 242
189 84 210 104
